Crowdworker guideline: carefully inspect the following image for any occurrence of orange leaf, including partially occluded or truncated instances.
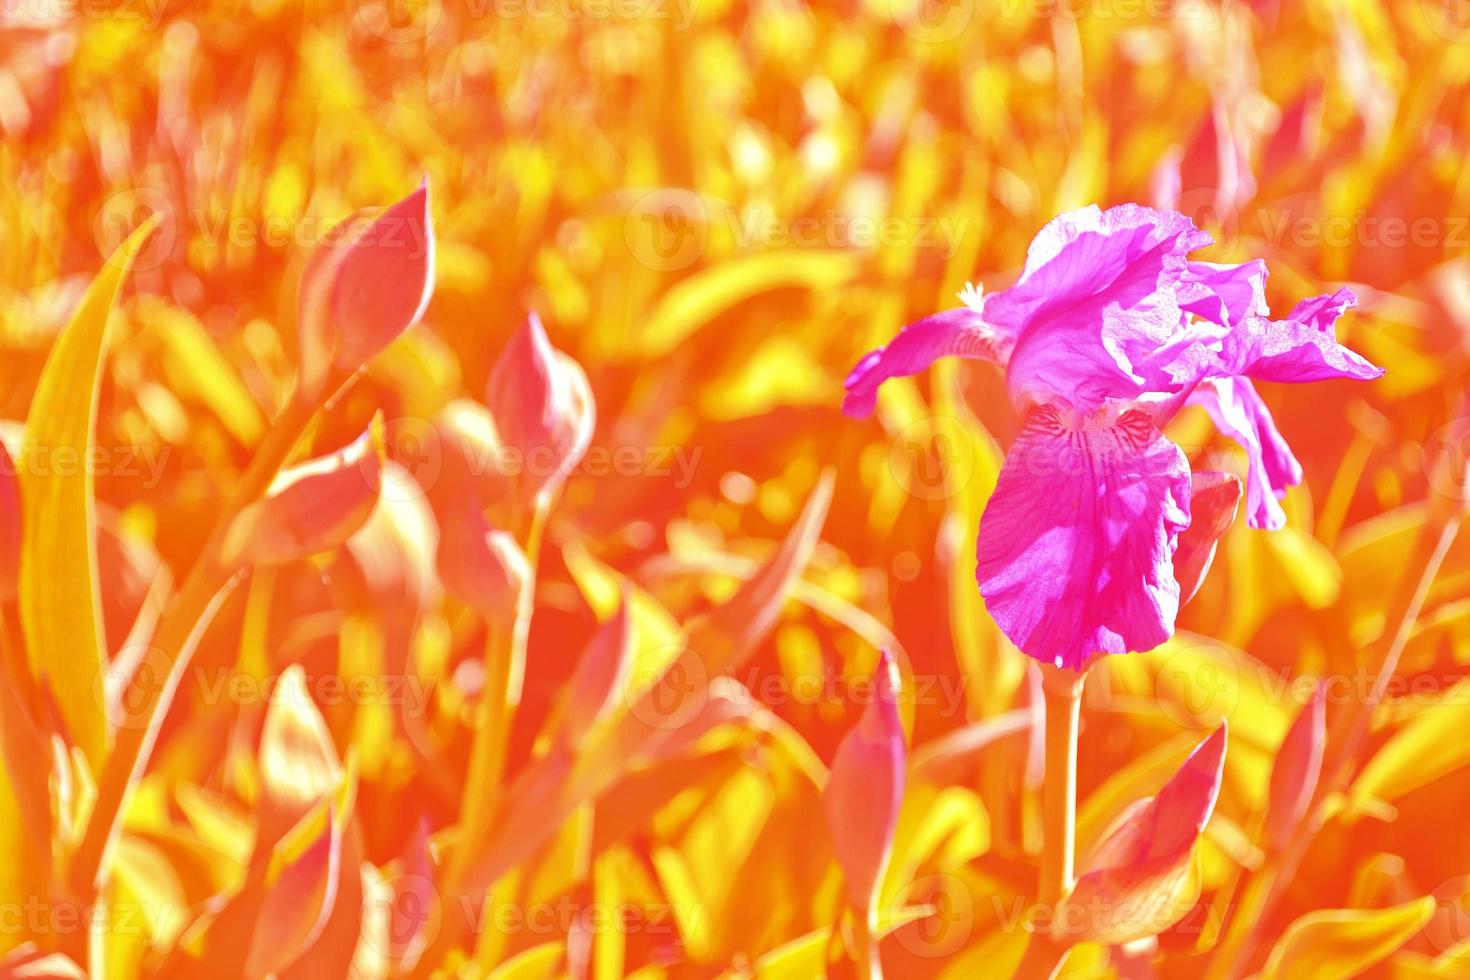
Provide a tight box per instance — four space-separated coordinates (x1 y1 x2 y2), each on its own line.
245 809 343 979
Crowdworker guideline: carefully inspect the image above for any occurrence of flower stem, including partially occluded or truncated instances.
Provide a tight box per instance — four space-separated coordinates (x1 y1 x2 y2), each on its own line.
1039 664 1084 909
853 908 880 980
66 394 319 897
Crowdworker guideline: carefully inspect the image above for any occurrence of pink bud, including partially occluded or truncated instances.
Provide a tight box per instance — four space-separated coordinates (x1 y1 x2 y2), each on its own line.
824 649 906 914
1052 724 1227 944
433 400 516 525
485 313 595 503
297 181 435 397
434 488 528 622
220 415 386 568
1174 471 1242 606
1264 681 1325 852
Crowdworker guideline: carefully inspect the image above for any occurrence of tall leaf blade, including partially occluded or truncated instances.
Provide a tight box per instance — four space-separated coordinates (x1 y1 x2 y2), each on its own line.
17 217 159 770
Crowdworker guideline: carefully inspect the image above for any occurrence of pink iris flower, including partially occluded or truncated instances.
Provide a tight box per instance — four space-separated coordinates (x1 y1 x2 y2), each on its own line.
844 204 1382 670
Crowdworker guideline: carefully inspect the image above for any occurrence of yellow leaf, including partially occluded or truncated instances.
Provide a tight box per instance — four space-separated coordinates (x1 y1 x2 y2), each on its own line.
637 252 859 359
1262 898 1436 980
1353 677 1470 804
18 216 159 770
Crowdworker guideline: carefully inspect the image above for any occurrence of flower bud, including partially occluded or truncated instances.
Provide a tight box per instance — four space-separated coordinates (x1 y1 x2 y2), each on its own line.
485 313 594 503
297 180 435 398
1174 471 1242 607
220 414 386 568
435 488 528 622
433 399 516 526
823 649 906 914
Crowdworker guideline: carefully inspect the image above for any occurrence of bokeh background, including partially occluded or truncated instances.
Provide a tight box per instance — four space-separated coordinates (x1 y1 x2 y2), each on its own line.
3 0 1470 976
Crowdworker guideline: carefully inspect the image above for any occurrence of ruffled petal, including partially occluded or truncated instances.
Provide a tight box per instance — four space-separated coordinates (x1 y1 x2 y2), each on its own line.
999 205 1212 412
1191 377 1302 530
1220 287 1384 383
842 305 1010 419
1181 259 1269 328
976 406 1191 669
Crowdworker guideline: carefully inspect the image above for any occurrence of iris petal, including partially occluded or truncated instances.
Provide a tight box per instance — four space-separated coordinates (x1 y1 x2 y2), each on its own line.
1222 288 1384 383
842 306 1010 419
976 406 1191 669
1191 377 1303 530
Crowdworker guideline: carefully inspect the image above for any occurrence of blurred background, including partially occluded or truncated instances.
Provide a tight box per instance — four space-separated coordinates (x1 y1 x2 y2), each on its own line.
3 0 1470 976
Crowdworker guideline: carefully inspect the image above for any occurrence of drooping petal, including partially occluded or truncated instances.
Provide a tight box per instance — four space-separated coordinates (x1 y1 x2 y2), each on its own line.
842 304 1011 419
1173 471 1242 606
1220 288 1383 383
1191 377 1302 530
976 407 1191 669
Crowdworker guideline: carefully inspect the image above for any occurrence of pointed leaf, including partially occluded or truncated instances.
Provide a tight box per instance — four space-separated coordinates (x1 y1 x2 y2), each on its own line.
1264 680 1325 852
257 665 343 847
1262 897 1436 979
246 809 342 979
18 215 159 769
824 649 906 914
551 595 633 747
